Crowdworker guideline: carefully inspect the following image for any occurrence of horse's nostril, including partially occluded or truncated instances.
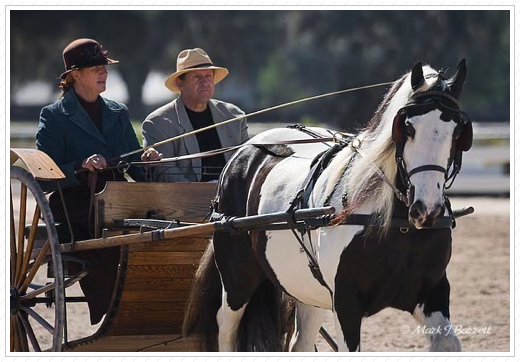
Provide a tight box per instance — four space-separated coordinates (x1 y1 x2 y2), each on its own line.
409 200 427 219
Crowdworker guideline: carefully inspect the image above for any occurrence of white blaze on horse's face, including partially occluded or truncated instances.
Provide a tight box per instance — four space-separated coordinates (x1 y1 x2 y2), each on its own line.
403 109 457 228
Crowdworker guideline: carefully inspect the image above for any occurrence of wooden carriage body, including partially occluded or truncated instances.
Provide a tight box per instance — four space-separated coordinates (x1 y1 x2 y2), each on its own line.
10 148 217 352
64 182 217 352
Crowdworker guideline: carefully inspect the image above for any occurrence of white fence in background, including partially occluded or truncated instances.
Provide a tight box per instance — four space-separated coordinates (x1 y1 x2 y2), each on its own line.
10 122 511 195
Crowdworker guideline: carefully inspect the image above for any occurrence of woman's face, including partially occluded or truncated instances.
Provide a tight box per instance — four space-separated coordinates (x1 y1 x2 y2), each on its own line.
74 65 108 95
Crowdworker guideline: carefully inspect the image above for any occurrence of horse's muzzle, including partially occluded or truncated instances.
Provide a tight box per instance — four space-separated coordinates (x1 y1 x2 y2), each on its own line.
409 200 445 228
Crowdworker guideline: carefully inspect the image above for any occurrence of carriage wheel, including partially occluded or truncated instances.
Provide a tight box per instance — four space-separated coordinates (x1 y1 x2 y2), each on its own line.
10 166 64 352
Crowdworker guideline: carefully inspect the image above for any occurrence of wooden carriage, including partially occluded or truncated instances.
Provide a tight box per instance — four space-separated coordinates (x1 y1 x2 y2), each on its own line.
10 148 217 352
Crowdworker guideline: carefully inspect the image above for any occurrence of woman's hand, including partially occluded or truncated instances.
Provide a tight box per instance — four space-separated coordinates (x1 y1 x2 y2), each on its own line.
141 147 163 161
82 154 107 172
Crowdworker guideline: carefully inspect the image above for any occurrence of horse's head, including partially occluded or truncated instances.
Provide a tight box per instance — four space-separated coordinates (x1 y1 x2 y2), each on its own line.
392 60 473 229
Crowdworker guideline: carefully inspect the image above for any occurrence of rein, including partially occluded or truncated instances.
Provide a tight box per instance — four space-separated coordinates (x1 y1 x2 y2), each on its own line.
76 80 394 174
115 81 394 161
111 137 335 173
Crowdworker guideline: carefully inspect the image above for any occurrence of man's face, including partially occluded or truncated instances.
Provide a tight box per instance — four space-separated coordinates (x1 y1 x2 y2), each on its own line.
177 69 215 105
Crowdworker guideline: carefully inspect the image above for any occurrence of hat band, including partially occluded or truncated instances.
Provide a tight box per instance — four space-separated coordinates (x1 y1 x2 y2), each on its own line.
182 62 214 70
70 57 109 71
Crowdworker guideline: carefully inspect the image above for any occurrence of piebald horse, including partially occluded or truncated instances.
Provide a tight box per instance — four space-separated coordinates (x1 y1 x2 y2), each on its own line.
183 60 473 352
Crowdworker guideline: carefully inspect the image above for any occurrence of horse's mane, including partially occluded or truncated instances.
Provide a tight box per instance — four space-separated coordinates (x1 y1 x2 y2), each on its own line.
336 65 440 232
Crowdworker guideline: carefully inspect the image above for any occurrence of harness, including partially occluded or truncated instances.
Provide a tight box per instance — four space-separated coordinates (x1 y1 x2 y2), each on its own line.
284 86 473 294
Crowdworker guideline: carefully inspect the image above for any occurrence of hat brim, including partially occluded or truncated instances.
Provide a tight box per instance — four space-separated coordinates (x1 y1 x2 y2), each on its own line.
164 66 229 93
59 58 119 79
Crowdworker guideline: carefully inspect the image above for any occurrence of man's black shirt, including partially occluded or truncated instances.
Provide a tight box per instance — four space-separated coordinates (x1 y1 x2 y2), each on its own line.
185 106 226 181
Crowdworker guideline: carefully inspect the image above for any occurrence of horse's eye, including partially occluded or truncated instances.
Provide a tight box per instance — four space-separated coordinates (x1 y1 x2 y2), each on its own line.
405 122 415 139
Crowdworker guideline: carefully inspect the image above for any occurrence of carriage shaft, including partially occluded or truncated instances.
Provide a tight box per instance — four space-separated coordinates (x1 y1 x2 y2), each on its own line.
57 206 335 253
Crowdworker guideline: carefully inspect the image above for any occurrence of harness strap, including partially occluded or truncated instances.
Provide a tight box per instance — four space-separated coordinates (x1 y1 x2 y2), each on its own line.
445 151 463 189
340 214 453 229
287 225 334 298
284 125 341 299
87 171 98 238
408 165 447 178
287 124 334 149
350 138 410 206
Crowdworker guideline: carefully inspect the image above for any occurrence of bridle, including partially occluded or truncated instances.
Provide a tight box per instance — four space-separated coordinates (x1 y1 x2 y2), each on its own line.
346 84 473 208
391 88 473 206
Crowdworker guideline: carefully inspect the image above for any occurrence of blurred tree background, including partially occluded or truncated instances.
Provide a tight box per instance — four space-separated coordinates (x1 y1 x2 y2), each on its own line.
10 9 509 130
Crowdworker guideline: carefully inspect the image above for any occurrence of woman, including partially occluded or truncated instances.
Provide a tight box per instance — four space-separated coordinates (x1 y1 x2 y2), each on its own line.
36 38 162 324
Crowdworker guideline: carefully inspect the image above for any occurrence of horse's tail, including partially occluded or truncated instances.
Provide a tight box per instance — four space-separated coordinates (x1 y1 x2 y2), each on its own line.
183 241 296 352
183 242 221 351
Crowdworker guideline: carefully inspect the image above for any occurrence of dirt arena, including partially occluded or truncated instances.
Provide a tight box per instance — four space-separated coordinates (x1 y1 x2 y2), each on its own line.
22 196 510 352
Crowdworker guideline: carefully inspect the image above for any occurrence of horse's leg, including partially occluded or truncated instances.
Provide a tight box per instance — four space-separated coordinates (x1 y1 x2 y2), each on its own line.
413 274 462 352
333 286 363 352
332 310 362 351
217 290 248 352
290 302 328 352
213 231 266 352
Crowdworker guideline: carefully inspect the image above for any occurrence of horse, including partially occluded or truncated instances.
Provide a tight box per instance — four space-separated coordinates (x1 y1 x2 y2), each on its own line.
183 60 473 352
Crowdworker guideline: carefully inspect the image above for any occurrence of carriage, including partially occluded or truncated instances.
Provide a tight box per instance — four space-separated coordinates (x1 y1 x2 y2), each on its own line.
10 148 215 352
11 60 474 352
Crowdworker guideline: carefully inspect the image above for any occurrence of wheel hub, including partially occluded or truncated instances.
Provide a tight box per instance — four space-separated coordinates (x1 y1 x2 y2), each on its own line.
10 287 19 315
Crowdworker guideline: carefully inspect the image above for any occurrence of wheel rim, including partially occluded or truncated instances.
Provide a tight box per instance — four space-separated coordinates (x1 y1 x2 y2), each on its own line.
10 166 64 352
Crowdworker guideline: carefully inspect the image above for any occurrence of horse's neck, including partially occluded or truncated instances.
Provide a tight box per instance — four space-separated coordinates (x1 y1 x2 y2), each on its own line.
312 76 415 217
312 134 398 221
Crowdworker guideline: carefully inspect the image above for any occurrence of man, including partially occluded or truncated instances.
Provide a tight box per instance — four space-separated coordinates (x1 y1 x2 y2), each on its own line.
142 48 249 182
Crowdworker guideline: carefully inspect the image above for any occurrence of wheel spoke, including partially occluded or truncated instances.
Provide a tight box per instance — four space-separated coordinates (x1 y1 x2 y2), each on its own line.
15 184 28 284
16 315 29 351
20 305 55 335
20 281 56 302
10 316 16 352
19 312 41 352
20 240 50 294
13 317 22 352
10 166 64 353
28 283 44 290
17 205 40 288
10 189 17 285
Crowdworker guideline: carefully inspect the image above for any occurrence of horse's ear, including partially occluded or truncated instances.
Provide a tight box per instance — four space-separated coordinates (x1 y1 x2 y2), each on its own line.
457 121 473 152
448 59 467 99
411 62 425 91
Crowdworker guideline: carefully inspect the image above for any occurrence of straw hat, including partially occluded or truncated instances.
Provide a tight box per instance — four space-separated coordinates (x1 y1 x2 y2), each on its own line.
165 48 229 93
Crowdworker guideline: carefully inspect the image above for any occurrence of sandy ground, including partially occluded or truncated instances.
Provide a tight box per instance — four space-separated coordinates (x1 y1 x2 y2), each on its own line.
12 191 510 352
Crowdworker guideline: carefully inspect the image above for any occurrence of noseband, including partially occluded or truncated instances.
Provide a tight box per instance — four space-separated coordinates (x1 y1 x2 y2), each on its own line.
392 89 473 205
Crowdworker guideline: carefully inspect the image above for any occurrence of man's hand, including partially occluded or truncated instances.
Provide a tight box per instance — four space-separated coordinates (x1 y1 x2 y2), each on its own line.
82 154 107 172
141 147 163 161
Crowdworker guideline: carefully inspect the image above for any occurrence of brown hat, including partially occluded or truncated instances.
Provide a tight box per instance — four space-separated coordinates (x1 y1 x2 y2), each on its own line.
165 48 229 93
60 38 118 79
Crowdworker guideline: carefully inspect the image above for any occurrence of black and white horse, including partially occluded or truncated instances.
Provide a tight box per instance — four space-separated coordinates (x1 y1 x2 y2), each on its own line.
183 60 473 352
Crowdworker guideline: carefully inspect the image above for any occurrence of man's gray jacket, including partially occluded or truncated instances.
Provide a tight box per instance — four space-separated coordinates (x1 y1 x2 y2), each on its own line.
142 97 249 182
